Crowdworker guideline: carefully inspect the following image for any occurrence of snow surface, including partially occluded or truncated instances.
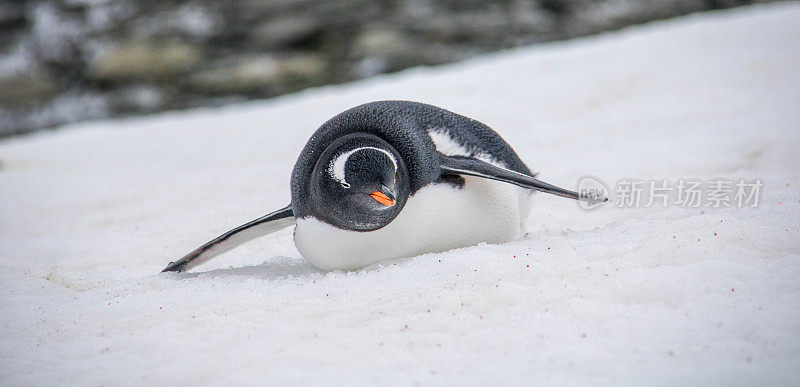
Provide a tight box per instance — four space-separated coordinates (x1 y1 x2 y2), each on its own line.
1 3 799 385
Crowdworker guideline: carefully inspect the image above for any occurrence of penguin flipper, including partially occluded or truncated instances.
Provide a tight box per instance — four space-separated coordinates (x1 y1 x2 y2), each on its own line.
161 205 295 273
440 156 606 203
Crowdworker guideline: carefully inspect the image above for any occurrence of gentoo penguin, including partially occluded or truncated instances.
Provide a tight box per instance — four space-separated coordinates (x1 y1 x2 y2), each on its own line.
162 101 604 272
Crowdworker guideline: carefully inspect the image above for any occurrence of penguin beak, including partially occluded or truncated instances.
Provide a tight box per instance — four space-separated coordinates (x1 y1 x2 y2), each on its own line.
370 187 396 206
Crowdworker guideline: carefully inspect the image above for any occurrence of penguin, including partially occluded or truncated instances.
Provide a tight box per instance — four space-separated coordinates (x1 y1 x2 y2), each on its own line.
162 100 605 272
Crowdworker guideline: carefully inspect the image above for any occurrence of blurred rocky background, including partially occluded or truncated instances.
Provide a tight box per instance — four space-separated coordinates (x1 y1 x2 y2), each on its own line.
0 0 776 137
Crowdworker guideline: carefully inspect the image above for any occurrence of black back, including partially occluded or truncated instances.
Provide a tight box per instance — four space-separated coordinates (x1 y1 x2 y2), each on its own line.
291 100 532 219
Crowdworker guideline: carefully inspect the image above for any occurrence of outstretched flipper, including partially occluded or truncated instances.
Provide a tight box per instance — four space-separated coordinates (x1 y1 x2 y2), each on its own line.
162 205 295 273
440 156 607 203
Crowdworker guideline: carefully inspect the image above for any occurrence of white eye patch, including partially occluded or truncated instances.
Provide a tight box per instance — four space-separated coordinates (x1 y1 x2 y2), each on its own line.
328 146 398 188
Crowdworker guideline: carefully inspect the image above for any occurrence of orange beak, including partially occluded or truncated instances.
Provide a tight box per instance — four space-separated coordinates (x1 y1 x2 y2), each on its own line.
370 190 396 206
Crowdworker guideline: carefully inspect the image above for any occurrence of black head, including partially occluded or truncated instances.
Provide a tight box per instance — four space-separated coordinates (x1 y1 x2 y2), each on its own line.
308 133 410 231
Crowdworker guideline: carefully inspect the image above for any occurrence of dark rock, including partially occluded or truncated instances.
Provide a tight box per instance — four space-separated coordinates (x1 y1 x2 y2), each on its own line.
408 10 512 44
129 3 219 40
0 69 59 108
187 53 327 95
0 2 26 29
88 40 202 83
108 84 165 113
352 26 427 76
0 0 776 138
251 16 325 49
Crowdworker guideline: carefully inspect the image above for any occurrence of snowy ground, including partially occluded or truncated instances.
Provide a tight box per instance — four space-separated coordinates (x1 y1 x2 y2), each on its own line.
2 3 799 385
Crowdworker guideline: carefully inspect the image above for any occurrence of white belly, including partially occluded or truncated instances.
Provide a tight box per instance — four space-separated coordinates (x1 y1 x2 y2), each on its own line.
294 176 532 270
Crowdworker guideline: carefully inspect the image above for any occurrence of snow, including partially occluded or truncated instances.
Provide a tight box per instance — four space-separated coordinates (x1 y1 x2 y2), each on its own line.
1 3 799 384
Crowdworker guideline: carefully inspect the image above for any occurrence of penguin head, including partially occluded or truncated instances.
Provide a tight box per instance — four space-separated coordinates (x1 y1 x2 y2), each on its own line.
309 133 410 231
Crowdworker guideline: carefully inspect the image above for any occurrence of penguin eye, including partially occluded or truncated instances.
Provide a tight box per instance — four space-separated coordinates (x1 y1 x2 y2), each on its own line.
328 146 397 191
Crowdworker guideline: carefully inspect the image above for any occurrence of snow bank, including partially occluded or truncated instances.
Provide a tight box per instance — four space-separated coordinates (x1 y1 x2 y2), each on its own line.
1 3 799 385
